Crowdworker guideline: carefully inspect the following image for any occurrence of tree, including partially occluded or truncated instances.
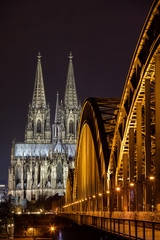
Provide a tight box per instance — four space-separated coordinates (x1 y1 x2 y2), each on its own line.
0 194 15 235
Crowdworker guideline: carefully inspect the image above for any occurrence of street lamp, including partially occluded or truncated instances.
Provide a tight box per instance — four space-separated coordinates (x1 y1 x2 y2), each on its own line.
149 176 155 211
50 226 55 239
116 187 121 211
149 176 155 181
130 182 134 187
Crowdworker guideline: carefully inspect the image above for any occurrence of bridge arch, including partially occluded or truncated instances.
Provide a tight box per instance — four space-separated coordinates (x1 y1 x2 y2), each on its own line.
74 99 107 201
64 0 160 214
65 98 120 210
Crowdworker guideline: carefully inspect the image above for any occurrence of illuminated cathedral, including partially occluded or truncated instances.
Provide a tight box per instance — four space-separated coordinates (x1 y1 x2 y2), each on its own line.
8 52 81 205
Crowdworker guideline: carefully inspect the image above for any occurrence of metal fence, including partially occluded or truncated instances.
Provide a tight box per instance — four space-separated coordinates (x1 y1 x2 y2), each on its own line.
62 213 160 240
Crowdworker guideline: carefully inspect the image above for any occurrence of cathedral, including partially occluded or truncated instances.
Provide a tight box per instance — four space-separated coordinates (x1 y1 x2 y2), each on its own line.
8 52 81 205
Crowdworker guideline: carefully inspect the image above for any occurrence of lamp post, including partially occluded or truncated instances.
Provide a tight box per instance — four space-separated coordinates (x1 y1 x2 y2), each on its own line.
50 226 55 240
116 187 121 211
149 176 155 211
98 193 103 217
129 182 135 211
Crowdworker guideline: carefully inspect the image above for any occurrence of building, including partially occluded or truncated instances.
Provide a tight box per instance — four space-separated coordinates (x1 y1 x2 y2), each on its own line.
0 180 8 203
8 52 81 205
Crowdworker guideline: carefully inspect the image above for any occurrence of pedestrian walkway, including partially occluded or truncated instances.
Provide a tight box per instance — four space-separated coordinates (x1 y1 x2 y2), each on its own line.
61 213 160 240
91 215 160 240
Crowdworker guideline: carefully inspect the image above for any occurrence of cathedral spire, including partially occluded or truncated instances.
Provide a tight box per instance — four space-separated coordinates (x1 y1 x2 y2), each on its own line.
55 92 60 124
64 52 78 108
32 52 46 108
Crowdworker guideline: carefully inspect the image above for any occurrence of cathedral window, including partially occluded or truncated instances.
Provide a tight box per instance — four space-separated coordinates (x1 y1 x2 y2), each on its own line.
46 166 51 188
15 166 21 187
37 119 41 133
57 161 63 183
38 165 41 186
24 165 30 189
69 120 74 134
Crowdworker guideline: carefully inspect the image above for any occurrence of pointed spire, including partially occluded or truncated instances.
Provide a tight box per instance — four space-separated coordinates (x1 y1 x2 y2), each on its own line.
69 52 73 62
32 52 46 108
64 52 78 108
55 92 61 124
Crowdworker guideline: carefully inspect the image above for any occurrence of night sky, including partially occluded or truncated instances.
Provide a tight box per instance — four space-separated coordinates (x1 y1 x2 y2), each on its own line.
0 0 153 182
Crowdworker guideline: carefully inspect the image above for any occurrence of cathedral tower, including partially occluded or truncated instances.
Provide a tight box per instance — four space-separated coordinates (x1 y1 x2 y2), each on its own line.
25 52 51 143
62 53 81 144
52 53 81 144
52 92 62 145
8 53 80 206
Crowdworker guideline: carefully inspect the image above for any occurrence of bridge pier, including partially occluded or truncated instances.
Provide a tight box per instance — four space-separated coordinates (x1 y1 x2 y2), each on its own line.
129 128 135 211
123 153 128 211
136 102 143 211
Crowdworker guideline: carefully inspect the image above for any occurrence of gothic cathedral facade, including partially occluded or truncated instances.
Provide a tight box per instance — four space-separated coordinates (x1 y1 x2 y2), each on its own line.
8 53 81 205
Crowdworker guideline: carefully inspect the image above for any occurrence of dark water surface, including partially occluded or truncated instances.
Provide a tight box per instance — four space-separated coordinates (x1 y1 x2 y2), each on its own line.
46 216 122 240
14 214 123 240
49 216 106 240
52 226 107 240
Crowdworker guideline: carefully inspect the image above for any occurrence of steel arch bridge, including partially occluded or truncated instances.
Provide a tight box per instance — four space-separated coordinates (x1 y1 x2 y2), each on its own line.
64 0 160 217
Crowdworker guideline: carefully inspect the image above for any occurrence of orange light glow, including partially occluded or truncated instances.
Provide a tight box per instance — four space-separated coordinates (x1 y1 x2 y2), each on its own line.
130 183 134 187
28 228 33 231
149 176 155 180
116 187 120 191
50 226 55 231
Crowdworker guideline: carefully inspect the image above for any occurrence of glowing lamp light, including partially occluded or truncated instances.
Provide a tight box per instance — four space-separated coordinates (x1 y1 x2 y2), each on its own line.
50 226 55 231
98 193 102 196
149 176 155 180
93 195 96 198
116 187 120 191
130 183 134 187
85 198 87 201
106 191 110 194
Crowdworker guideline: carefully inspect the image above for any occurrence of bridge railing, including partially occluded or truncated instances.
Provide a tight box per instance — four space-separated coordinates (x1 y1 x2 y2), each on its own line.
61 213 160 240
